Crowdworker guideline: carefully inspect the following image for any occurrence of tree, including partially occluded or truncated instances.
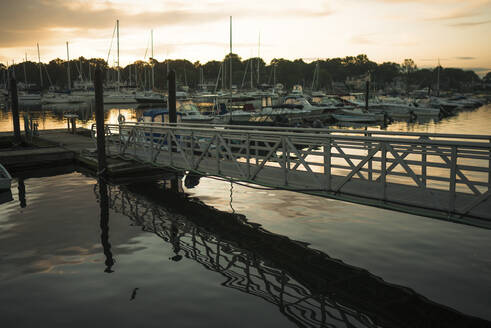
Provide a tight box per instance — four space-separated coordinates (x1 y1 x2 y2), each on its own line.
401 59 417 75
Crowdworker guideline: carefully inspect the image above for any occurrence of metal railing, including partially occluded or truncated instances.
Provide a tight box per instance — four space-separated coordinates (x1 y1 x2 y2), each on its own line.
96 123 491 226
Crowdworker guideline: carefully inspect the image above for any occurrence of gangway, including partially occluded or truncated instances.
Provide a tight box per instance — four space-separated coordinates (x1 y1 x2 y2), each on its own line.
95 123 491 228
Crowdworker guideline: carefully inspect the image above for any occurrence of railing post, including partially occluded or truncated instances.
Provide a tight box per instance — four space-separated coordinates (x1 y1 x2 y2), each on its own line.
324 138 331 191
421 137 427 188
168 130 173 166
367 132 372 181
488 138 491 193
449 146 457 214
190 131 195 168
246 133 250 179
150 127 154 162
118 124 122 154
282 136 288 186
381 142 387 200
216 133 221 174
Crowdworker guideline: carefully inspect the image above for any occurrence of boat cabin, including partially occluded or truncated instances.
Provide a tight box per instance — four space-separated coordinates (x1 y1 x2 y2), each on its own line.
141 109 182 123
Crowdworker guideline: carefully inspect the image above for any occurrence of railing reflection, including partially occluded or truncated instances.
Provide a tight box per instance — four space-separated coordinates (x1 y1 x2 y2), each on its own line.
94 179 490 328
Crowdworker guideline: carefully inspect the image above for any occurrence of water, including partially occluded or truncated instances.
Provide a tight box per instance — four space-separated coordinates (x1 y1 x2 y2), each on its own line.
1 104 491 327
1 103 491 134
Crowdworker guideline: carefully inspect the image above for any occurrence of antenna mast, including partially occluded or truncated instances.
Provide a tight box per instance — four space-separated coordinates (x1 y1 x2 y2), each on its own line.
151 29 154 89
66 42 71 91
229 16 233 91
37 43 43 89
117 19 120 92
257 32 260 86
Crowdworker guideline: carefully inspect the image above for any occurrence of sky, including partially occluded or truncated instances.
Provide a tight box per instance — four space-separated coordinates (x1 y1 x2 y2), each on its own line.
0 0 490 74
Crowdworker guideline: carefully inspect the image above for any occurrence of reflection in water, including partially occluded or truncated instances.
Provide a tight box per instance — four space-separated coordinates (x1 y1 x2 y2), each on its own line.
229 181 235 214
17 178 26 208
95 181 490 328
130 288 139 301
0 104 143 132
97 179 115 273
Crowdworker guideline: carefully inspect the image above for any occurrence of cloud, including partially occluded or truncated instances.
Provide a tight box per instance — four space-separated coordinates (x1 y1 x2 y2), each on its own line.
421 0 491 21
448 19 491 27
351 34 376 45
0 0 333 48
455 56 476 60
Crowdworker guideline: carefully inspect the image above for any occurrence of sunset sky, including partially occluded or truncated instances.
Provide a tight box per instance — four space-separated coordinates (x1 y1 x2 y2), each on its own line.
1 0 490 74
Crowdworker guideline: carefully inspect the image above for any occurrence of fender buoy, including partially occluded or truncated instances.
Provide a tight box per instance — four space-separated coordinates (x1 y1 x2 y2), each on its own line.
118 114 126 124
409 110 417 122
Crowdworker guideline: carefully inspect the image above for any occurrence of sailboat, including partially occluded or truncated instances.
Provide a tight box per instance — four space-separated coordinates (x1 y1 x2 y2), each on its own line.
104 20 137 104
42 42 86 105
135 29 167 105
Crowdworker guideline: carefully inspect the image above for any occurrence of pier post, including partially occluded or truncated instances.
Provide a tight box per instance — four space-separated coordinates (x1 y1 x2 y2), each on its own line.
9 77 21 144
94 68 107 176
365 80 369 111
168 70 177 124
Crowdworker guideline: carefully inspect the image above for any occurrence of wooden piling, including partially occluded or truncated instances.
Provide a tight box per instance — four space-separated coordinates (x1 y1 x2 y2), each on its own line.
168 70 177 124
94 68 107 176
9 77 21 144
365 80 369 111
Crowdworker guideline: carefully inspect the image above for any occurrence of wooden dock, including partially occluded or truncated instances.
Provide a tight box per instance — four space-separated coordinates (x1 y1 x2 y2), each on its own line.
0 129 165 176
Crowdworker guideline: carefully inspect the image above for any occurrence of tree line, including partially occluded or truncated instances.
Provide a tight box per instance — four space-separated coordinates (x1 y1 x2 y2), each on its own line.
0 54 484 93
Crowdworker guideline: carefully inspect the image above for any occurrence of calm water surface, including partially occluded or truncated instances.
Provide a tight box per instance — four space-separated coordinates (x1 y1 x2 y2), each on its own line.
0 104 491 327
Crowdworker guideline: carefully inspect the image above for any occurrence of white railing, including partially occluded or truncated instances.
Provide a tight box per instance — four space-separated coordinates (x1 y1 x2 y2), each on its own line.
96 123 491 226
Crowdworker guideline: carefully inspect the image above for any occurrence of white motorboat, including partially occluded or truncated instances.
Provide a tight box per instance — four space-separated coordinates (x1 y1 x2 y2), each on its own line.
18 92 42 105
41 93 86 104
136 92 167 104
104 91 138 104
178 102 214 123
0 164 12 190
333 108 380 123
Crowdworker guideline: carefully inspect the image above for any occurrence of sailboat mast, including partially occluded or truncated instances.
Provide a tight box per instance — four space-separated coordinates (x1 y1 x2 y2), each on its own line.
151 29 154 89
229 16 232 91
117 19 120 92
37 43 43 89
257 32 260 86
222 61 225 90
436 58 440 97
273 62 276 93
66 42 71 91
23 51 28 85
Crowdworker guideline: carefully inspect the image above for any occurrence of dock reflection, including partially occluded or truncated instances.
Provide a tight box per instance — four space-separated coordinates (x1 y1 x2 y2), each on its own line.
98 179 115 273
95 179 490 328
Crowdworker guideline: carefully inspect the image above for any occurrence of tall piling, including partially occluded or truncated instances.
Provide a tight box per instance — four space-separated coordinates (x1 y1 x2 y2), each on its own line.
168 70 177 124
94 68 107 176
9 77 21 144
365 80 369 111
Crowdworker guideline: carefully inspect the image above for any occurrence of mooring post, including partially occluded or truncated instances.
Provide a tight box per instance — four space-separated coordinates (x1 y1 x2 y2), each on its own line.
365 80 369 111
168 70 177 124
9 77 21 144
94 68 107 177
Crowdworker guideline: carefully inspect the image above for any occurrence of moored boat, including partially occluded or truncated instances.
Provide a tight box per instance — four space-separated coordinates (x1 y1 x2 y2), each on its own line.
0 163 12 190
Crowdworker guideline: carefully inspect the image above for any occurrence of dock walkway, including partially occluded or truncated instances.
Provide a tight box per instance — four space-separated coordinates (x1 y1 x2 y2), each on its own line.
0 129 158 175
101 122 491 228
